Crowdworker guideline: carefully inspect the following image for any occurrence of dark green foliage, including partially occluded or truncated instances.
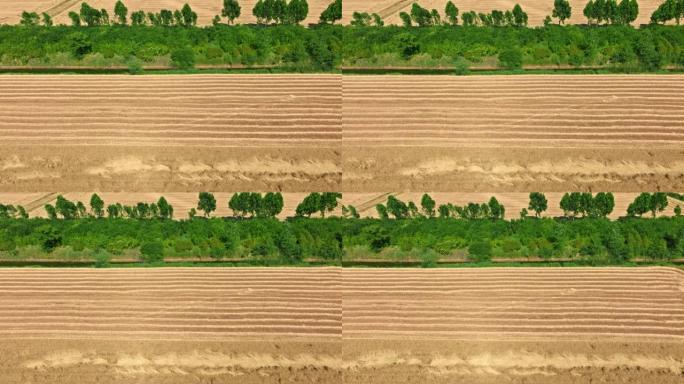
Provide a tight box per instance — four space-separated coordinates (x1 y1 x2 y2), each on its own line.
222 0 241 24
553 0 572 24
114 1 128 24
421 194 436 217
445 1 459 25
197 192 217 217
90 194 105 218
351 12 372 26
528 192 548 217
37 225 61 252
170 47 195 69
498 47 523 69
468 240 492 261
295 192 341 218
20 12 40 27
140 240 164 262
320 0 342 24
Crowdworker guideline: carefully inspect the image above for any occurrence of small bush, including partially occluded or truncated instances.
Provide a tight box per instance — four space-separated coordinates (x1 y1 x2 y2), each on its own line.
140 240 164 263
94 249 112 268
170 47 196 69
468 240 492 262
498 47 523 69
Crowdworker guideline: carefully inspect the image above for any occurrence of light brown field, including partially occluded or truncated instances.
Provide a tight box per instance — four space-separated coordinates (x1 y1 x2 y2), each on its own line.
0 74 341 192
343 0 662 25
0 267 681 383
0 0 330 25
343 74 684 192
0 267 343 384
343 267 684 383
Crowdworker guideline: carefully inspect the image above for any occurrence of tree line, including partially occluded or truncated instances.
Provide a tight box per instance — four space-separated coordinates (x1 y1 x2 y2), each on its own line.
1 207 683 264
0 191 679 221
346 0 683 26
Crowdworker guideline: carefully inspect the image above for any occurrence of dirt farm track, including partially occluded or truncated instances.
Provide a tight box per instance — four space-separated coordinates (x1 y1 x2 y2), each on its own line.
0 267 681 383
1 74 684 193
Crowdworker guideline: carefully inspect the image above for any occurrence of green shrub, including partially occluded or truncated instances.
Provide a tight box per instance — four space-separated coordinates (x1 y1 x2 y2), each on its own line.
94 249 111 268
140 240 164 263
468 240 492 262
498 47 523 69
170 47 196 69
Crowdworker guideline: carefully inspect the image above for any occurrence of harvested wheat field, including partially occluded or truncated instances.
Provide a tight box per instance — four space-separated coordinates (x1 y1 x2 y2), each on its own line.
343 267 684 383
1 267 681 383
343 75 684 192
0 0 329 25
343 0 661 26
0 74 341 192
0 267 342 384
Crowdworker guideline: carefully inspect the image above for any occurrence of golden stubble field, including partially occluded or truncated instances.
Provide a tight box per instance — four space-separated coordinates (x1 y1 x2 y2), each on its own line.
342 0 663 26
0 267 682 383
0 74 341 192
0 0 330 25
342 75 684 192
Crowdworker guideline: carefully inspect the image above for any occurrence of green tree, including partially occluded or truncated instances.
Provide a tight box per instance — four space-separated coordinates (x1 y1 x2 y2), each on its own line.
197 192 217 217
20 11 40 26
386 195 409 219
410 3 433 26
68 11 81 26
44 204 57 220
157 197 173 219
287 0 308 24
114 0 128 24
41 12 53 26
553 0 572 23
650 192 668 217
627 192 651 217
372 13 384 26
262 192 284 218
584 0 596 23
296 192 321 217
107 204 120 218
319 0 342 24
90 193 105 218
674 205 682 216
399 11 412 26
512 4 528 26
488 197 505 219
376 203 389 219
351 11 371 26
618 0 639 24
222 0 241 24
181 3 198 26
80 2 103 26
131 10 146 25
445 1 459 25
320 192 342 218
528 192 548 217
55 195 78 219
593 192 615 218
420 194 436 217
